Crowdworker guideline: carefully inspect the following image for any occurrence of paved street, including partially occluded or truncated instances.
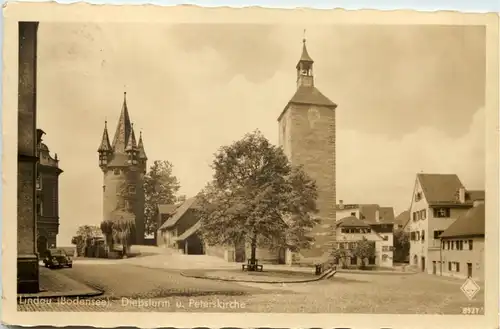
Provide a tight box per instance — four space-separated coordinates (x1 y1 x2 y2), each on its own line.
18 257 484 314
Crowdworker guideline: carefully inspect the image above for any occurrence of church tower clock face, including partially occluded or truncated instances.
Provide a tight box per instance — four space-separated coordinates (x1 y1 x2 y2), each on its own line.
307 106 321 128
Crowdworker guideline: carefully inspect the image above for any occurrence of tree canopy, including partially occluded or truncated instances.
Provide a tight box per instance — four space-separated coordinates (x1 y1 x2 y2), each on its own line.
143 160 181 235
197 130 319 260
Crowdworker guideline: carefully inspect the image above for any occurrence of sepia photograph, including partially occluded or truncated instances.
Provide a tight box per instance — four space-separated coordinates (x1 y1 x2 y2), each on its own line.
2 3 499 328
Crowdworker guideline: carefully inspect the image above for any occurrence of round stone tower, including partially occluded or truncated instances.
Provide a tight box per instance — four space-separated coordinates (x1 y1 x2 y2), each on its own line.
98 92 147 245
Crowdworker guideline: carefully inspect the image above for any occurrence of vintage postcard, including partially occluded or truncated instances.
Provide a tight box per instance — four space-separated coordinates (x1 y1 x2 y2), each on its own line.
2 2 499 328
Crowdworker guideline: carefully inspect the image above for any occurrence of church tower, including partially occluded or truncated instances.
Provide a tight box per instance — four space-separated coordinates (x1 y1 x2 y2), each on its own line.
278 37 337 260
98 92 147 245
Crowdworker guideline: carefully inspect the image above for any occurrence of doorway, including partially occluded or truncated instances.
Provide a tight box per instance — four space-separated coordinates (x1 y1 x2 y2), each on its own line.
37 235 48 256
467 263 473 278
421 256 426 272
432 261 436 274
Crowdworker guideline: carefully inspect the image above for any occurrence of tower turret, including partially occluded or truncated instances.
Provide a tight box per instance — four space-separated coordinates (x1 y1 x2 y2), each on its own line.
137 131 148 174
98 92 146 245
98 120 112 171
296 35 314 88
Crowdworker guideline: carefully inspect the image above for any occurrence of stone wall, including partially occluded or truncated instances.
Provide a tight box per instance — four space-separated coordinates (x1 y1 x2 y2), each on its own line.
287 104 336 258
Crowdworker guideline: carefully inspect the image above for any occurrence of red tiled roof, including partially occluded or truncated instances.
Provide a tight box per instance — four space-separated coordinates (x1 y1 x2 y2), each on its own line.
440 203 485 238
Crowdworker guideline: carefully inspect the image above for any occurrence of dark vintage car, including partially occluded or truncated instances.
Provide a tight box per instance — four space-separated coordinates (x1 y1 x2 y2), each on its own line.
43 248 73 269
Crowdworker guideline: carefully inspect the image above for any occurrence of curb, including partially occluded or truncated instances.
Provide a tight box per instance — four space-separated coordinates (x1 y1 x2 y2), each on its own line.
180 269 337 284
336 269 418 275
17 288 104 301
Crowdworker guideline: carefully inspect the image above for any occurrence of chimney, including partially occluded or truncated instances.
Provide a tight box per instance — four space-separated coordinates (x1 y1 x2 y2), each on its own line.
339 200 344 209
458 187 466 203
375 209 380 223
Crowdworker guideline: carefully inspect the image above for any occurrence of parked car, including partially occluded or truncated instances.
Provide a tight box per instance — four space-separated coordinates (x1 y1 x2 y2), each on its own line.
43 248 73 269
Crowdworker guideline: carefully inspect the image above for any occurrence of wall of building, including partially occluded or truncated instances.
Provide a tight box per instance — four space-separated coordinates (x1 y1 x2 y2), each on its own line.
334 228 389 267
284 104 336 258
439 237 484 281
103 166 145 244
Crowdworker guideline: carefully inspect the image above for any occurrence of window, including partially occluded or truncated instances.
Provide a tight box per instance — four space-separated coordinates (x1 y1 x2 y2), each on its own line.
36 174 42 190
368 257 376 265
421 230 425 241
469 240 473 250
459 240 464 250
113 169 120 175
421 209 427 219
455 262 460 272
348 242 356 249
103 185 106 192
333 257 339 265
434 208 450 218
36 202 43 216
433 230 444 239
382 246 390 252
442 241 445 249
382 235 388 241
415 192 422 202
350 212 356 216
128 185 136 194
447 241 450 249
413 212 417 221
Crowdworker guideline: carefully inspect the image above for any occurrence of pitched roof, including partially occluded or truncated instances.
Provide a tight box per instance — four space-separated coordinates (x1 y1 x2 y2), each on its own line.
440 203 485 238
137 131 147 160
158 204 178 215
125 124 138 152
174 221 202 241
296 39 314 67
337 216 370 228
417 173 483 206
97 121 112 153
111 92 133 154
379 207 395 223
289 86 337 108
394 210 410 227
158 197 199 230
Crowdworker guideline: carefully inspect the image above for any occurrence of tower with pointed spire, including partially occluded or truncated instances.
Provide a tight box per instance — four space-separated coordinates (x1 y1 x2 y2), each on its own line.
278 36 337 263
98 92 147 245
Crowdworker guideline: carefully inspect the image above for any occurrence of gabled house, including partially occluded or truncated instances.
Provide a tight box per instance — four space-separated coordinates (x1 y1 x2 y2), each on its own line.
335 201 395 267
439 201 485 281
406 173 484 275
156 197 204 254
333 215 393 267
156 196 287 264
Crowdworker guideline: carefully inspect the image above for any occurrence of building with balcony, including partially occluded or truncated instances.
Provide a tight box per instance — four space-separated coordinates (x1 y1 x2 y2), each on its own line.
405 173 484 274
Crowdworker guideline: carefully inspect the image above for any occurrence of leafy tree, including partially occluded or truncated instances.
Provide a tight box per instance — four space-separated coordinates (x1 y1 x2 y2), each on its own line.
352 237 376 269
197 130 319 269
330 244 351 269
143 160 180 236
99 180 136 258
393 228 410 262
